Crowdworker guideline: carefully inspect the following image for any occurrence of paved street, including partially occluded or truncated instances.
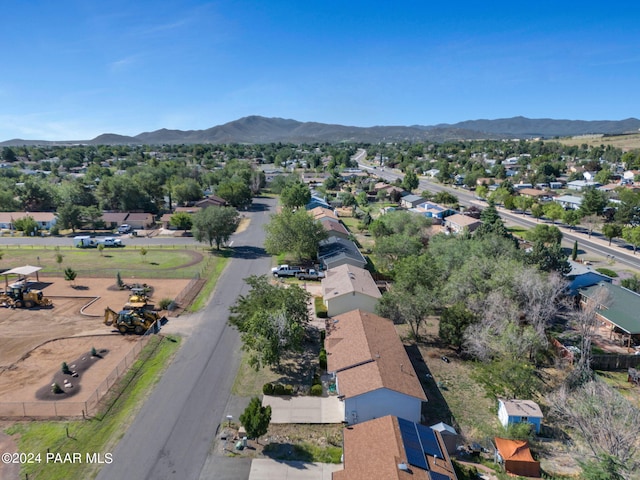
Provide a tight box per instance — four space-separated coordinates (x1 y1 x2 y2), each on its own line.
95 196 276 480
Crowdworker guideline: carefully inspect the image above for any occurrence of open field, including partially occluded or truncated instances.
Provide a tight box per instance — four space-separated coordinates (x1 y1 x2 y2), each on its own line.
554 132 640 150
0 246 206 279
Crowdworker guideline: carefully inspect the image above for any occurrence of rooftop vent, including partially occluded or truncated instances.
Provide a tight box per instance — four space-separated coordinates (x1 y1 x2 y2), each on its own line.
398 463 409 471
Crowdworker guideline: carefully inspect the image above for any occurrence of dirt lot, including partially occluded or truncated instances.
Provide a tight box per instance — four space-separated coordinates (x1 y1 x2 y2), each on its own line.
0 276 189 410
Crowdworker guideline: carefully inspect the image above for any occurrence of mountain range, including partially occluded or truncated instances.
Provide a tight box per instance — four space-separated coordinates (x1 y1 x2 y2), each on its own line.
2 115 640 146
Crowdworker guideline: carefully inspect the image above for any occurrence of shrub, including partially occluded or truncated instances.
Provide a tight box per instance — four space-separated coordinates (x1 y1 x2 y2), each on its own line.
320 329 326 343
61 362 71 375
158 298 173 310
91 347 98 357
312 373 321 386
314 297 328 318
262 383 274 395
596 267 618 278
116 271 124 289
272 383 294 395
319 349 327 370
51 383 63 394
310 384 323 396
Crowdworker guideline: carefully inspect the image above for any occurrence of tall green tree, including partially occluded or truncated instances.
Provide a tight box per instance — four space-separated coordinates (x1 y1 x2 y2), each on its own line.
402 170 419 192
438 302 476 349
623 225 640 254
216 179 252 209
264 210 327 262
602 223 623 246
543 202 564 224
192 206 240 249
580 187 608 217
170 212 193 231
229 275 309 369
56 203 84 232
280 182 311 209
239 397 272 442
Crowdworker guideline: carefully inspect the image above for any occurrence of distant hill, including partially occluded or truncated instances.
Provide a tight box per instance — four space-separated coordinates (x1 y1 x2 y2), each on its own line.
2 115 640 146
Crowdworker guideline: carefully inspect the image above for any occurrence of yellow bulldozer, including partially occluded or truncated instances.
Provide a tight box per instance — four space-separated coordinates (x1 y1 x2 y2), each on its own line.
104 307 165 335
0 286 53 309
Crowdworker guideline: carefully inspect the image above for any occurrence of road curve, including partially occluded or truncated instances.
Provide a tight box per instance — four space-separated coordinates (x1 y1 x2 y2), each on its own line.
95 196 275 480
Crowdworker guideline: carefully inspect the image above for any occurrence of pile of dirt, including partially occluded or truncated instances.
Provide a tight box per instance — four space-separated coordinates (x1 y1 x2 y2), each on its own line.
35 349 109 401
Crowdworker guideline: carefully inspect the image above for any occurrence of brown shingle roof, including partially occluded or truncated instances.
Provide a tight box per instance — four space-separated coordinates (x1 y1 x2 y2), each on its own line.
320 217 349 236
445 213 481 227
332 416 456 480
309 206 338 220
321 264 381 301
326 310 426 401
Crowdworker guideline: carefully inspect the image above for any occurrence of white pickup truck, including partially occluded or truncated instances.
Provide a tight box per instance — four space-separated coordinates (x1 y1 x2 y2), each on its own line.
271 265 303 277
296 269 325 280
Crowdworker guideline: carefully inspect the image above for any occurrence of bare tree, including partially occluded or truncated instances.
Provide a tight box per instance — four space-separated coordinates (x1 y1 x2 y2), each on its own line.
550 380 640 474
570 285 611 385
581 214 602 239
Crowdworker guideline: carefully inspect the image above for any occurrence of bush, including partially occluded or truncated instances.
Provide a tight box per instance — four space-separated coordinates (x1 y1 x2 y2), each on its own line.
61 362 71 375
262 383 275 395
596 267 618 278
315 297 328 318
271 383 294 395
158 298 173 310
319 349 327 370
51 383 63 394
310 384 323 396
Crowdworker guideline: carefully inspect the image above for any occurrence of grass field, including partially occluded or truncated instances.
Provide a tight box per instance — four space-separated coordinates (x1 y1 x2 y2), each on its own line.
0 246 207 278
554 132 640 150
5 335 181 480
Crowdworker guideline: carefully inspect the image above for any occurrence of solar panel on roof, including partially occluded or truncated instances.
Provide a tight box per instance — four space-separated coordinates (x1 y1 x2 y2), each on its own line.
430 472 451 480
416 423 443 459
398 418 428 470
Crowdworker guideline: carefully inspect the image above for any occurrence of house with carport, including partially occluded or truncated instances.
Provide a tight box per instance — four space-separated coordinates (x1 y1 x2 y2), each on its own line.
321 265 381 317
325 309 427 425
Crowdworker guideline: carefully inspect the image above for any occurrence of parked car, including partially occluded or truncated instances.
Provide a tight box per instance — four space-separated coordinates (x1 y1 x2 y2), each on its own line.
271 265 303 277
117 224 132 234
296 269 325 281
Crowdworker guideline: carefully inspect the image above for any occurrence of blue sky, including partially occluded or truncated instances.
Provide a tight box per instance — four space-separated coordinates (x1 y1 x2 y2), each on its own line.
1 0 639 140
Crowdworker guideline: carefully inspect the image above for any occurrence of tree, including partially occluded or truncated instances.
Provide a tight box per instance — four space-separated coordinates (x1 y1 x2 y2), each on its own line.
474 358 541 399
543 202 564 224
579 454 627 480
64 267 77 285
433 191 458 206
139 247 148 262
530 203 544 222
402 170 419 192
475 184 489 200
264 210 327 262
513 195 533 215
82 205 104 232
192 206 240 250
280 182 311 209
572 240 578 261
239 397 271 442
602 223 623 246
229 275 309 369
438 302 476 349
525 241 571 274
56 203 84 232
581 214 602 239
623 225 640 254
562 209 581 230
172 179 203 206
170 212 193 231
621 275 640 293
529 224 562 245
580 187 608 217
216 180 252 209
13 216 39 236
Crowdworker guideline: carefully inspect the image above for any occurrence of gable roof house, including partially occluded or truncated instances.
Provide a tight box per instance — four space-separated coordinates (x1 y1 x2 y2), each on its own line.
309 206 339 221
401 194 425 209
326 310 427 425
410 201 457 223
101 212 129 228
497 399 543 434
320 217 351 240
0 212 58 231
318 237 367 270
125 212 155 229
333 416 457 480
321 265 381 317
194 194 227 208
554 194 583 210
443 214 482 234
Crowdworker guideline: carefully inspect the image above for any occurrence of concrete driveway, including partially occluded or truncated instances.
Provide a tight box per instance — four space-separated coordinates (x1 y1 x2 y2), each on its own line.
249 459 341 480
262 395 344 423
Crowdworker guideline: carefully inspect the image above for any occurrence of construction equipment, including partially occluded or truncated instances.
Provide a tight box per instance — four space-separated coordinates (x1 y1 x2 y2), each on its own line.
0 286 53 308
104 307 165 335
123 287 151 310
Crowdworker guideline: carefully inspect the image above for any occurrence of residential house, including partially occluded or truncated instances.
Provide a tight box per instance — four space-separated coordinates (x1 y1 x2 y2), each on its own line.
318 237 367 270
309 206 339 222
494 437 540 478
554 195 582 210
423 168 440 178
497 399 543 434
517 188 556 202
333 416 457 480
101 212 129 229
320 217 350 240
301 172 331 185
321 265 381 317
194 195 227 208
567 180 600 191
160 207 201 229
401 194 425 209
0 212 58 231
326 310 427 424
444 214 482 234
125 212 155 230
305 194 330 210
579 282 640 347
410 202 456 223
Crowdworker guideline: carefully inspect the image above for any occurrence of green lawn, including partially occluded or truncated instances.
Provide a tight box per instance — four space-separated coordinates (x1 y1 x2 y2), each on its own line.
5 335 181 480
0 246 207 278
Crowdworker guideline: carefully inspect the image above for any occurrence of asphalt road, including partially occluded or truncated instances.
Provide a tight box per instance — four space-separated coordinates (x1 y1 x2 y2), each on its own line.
95 196 276 480
359 162 640 270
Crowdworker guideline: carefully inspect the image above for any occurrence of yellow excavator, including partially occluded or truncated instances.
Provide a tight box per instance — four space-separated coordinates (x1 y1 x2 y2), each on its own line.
0 286 53 309
104 307 165 335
